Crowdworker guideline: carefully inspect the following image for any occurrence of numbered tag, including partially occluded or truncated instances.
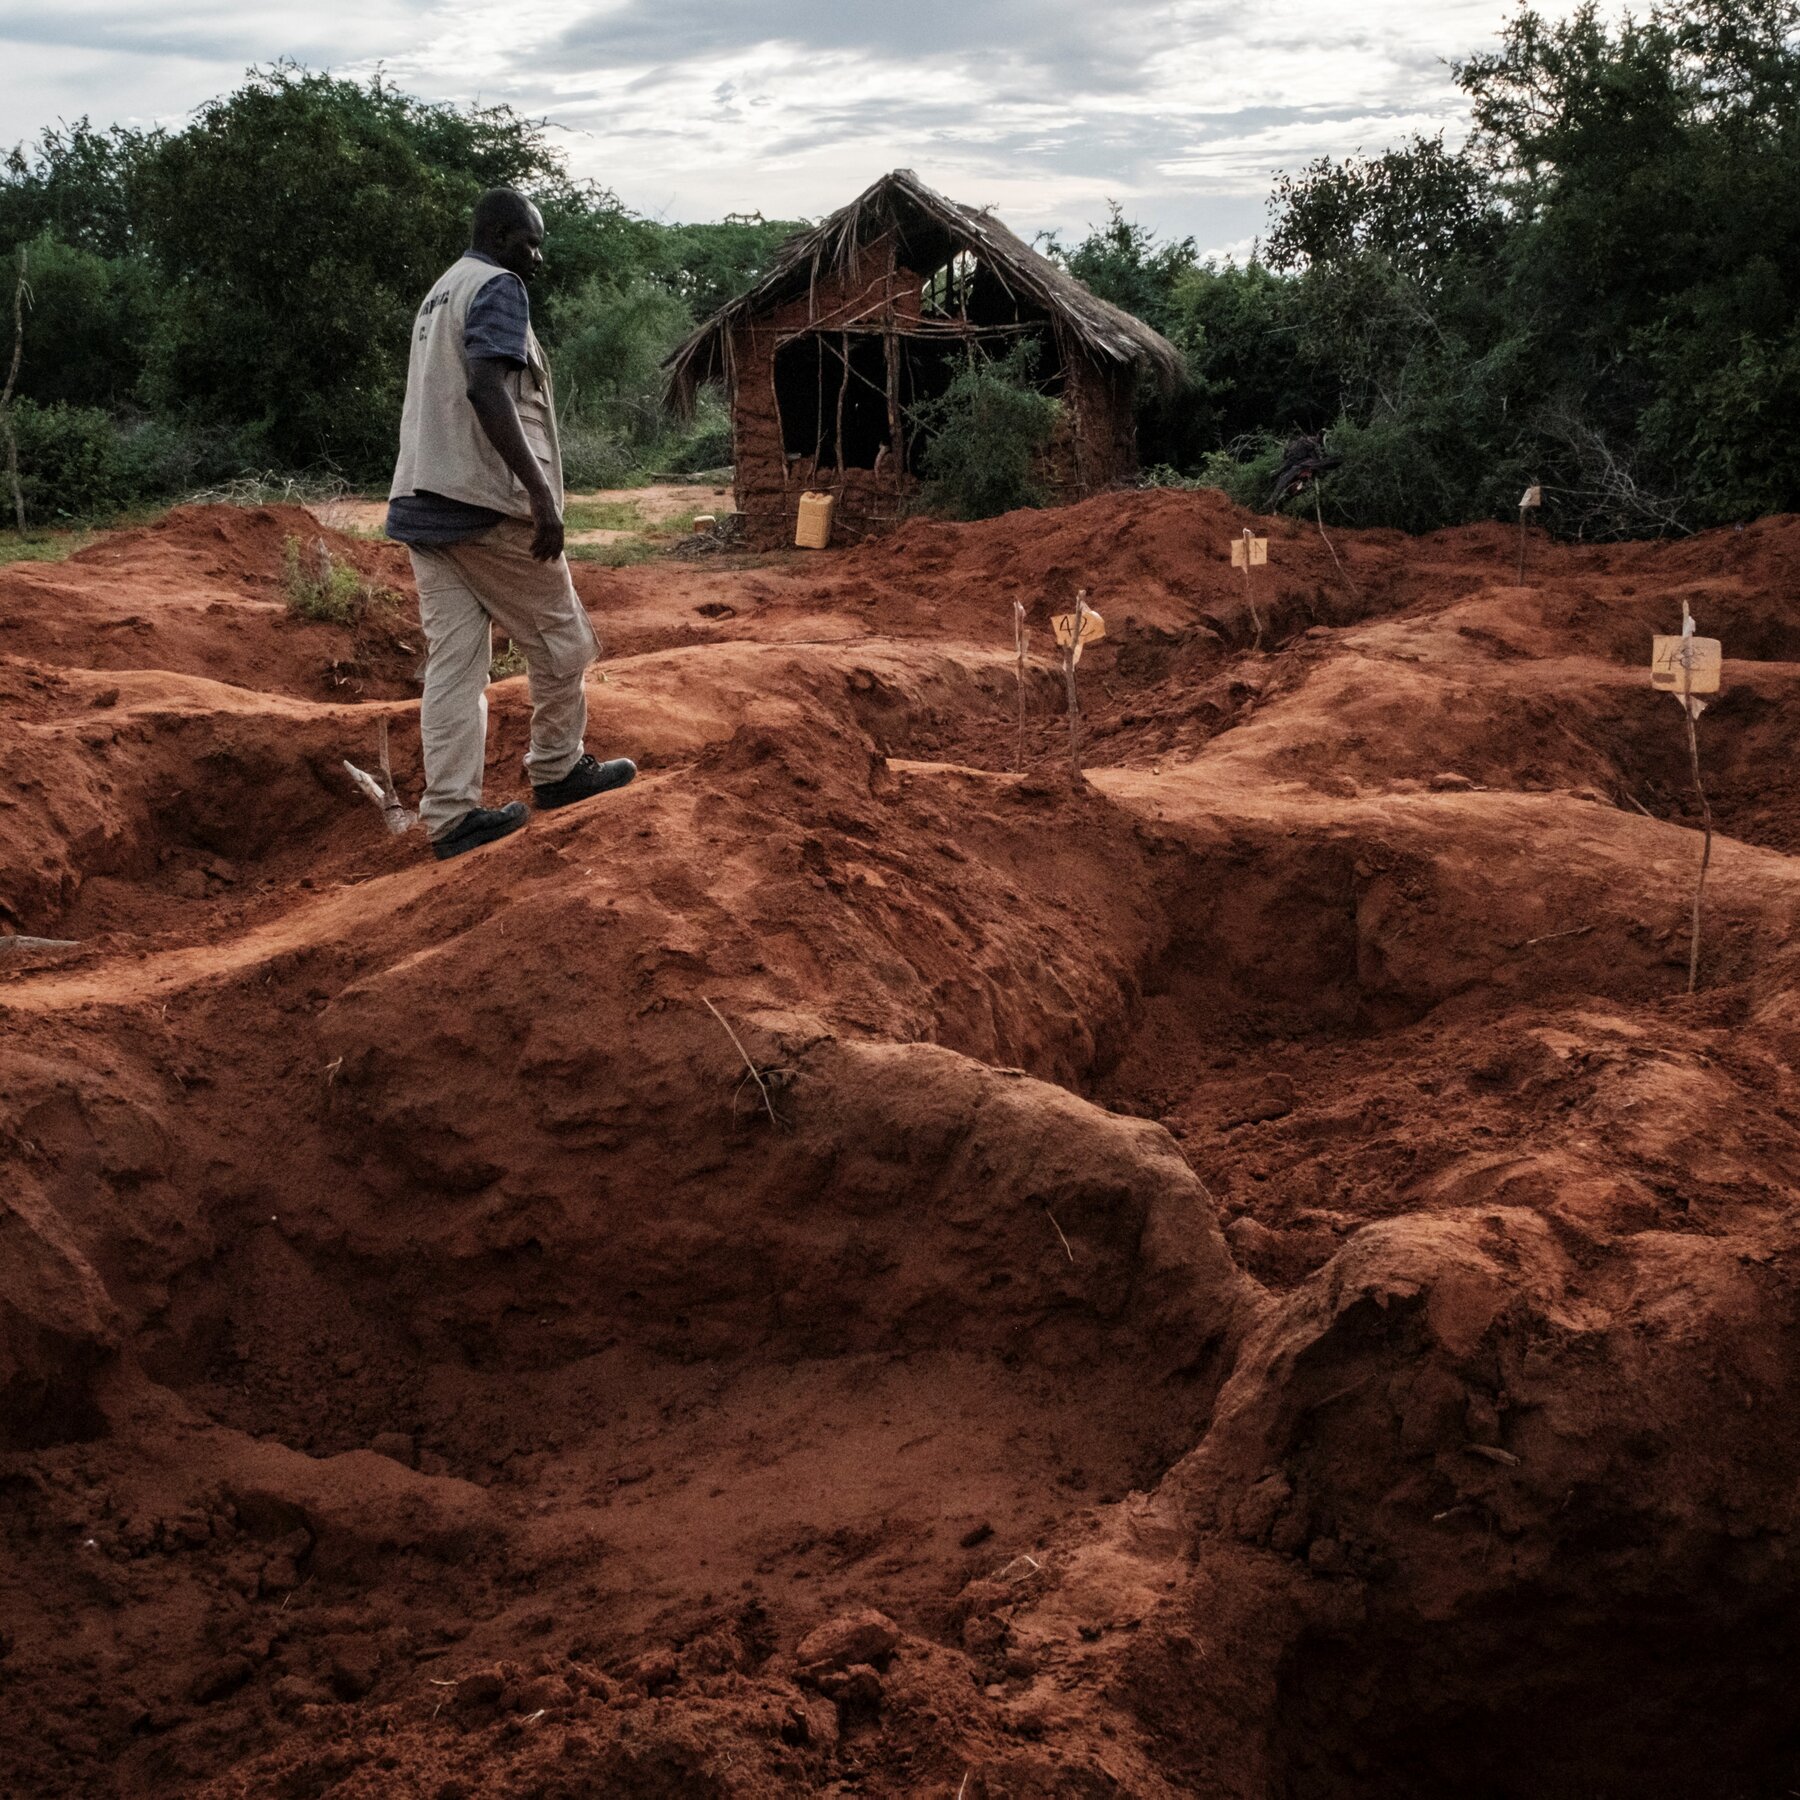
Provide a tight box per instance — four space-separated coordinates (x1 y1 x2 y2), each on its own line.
1519 485 1543 510
1231 536 1268 568
1053 609 1105 659
1651 634 1721 695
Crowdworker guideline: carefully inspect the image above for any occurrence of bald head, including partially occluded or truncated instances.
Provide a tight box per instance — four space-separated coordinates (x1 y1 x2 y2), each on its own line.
470 188 545 281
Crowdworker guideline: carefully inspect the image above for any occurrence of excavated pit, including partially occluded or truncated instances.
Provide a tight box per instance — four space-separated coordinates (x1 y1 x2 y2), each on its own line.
8 490 1800 1799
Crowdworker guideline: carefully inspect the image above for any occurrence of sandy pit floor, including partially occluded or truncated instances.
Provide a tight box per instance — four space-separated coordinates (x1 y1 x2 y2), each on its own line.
5 490 1800 1797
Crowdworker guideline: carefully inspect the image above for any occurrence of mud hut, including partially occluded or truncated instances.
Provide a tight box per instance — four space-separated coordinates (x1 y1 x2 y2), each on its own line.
664 170 1184 546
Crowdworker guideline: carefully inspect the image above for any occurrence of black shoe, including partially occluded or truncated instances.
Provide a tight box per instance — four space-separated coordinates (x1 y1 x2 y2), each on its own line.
532 753 638 811
431 803 528 860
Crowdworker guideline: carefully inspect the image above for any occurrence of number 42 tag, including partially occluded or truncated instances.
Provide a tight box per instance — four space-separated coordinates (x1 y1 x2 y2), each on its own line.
1053 608 1105 660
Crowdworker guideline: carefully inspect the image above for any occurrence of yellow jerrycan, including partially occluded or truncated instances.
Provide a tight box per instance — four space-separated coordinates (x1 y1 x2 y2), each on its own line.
794 490 835 549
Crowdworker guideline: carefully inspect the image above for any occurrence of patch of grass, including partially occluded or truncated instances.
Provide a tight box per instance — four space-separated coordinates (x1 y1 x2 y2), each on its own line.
563 498 648 533
489 638 528 681
281 532 401 624
564 538 660 569
0 530 95 566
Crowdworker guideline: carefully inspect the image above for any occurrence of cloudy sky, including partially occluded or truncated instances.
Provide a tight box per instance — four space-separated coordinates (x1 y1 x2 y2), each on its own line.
1 1 1592 255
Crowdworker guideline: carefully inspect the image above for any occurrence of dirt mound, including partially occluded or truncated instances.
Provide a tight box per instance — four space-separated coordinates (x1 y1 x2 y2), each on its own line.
0 504 419 702
6 496 1800 1798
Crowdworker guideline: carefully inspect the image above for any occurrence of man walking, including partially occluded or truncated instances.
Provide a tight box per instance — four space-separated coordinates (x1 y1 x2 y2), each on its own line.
387 187 637 860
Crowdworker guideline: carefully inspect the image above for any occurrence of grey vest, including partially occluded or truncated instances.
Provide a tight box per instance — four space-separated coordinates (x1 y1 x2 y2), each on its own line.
389 256 563 515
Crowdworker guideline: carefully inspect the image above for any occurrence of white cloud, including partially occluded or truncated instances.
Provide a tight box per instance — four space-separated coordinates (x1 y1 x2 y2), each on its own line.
0 0 1604 255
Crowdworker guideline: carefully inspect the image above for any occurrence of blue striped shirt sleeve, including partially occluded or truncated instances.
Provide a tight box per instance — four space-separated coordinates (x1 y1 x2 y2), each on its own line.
464 272 530 367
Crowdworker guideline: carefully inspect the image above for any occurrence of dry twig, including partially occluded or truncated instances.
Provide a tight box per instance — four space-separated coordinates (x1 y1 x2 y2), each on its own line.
702 996 787 1130
1045 1209 1074 1263
342 717 418 834
1463 1443 1521 1467
1313 485 1359 599
1517 923 1596 949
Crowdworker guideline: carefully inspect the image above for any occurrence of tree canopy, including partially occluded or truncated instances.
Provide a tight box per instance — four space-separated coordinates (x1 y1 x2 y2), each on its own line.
1053 0 1800 534
0 68 800 510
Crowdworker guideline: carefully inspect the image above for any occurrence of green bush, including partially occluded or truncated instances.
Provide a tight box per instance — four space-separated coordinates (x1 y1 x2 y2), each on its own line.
280 532 399 624
556 420 638 491
1191 435 1286 510
8 398 133 519
3 397 259 524
653 393 733 475
908 341 1063 521
7 232 162 410
555 277 693 449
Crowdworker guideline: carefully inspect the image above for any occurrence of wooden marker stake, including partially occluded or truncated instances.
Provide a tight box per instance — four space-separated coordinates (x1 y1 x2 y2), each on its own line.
1652 602 1720 993
1052 588 1105 783
1231 527 1268 646
1517 483 1543 584
1012 599 1029 774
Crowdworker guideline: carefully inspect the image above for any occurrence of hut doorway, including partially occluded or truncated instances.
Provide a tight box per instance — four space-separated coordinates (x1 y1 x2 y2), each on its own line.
774 334 894 471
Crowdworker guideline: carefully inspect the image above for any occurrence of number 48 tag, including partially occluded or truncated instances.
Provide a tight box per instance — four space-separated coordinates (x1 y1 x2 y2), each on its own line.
1651 634 1721 696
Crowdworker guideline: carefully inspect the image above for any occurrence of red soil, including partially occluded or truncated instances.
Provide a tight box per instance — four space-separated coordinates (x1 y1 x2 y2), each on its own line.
6 492 1800 1797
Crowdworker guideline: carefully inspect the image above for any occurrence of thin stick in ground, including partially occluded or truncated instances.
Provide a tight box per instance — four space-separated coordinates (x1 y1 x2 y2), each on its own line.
1680 656 1712 996
1013 599 1029 773
1240 528 1264 648
702 996 787 1129
1314 483 1358 599
1061 588 1092 785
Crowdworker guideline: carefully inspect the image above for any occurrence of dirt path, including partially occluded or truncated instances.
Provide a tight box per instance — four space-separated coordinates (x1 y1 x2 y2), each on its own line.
312 482 735 544
6 492 1800 1797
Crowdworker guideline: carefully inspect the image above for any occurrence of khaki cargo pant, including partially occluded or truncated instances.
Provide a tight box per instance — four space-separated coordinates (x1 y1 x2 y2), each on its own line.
408 520 599 839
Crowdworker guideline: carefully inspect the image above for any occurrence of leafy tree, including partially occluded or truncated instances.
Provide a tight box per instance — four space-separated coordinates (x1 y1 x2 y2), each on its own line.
652 217 808 319
1461 0 1800 525
1161 261 1336 463
1258 0 1800 532
1048 204 1198 341
131 65 586 476
0 119 155 259
6 234 161 409
1048 207 1337 471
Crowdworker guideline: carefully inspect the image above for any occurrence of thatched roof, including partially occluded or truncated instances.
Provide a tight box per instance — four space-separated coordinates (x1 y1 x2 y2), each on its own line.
664 169 1185 411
